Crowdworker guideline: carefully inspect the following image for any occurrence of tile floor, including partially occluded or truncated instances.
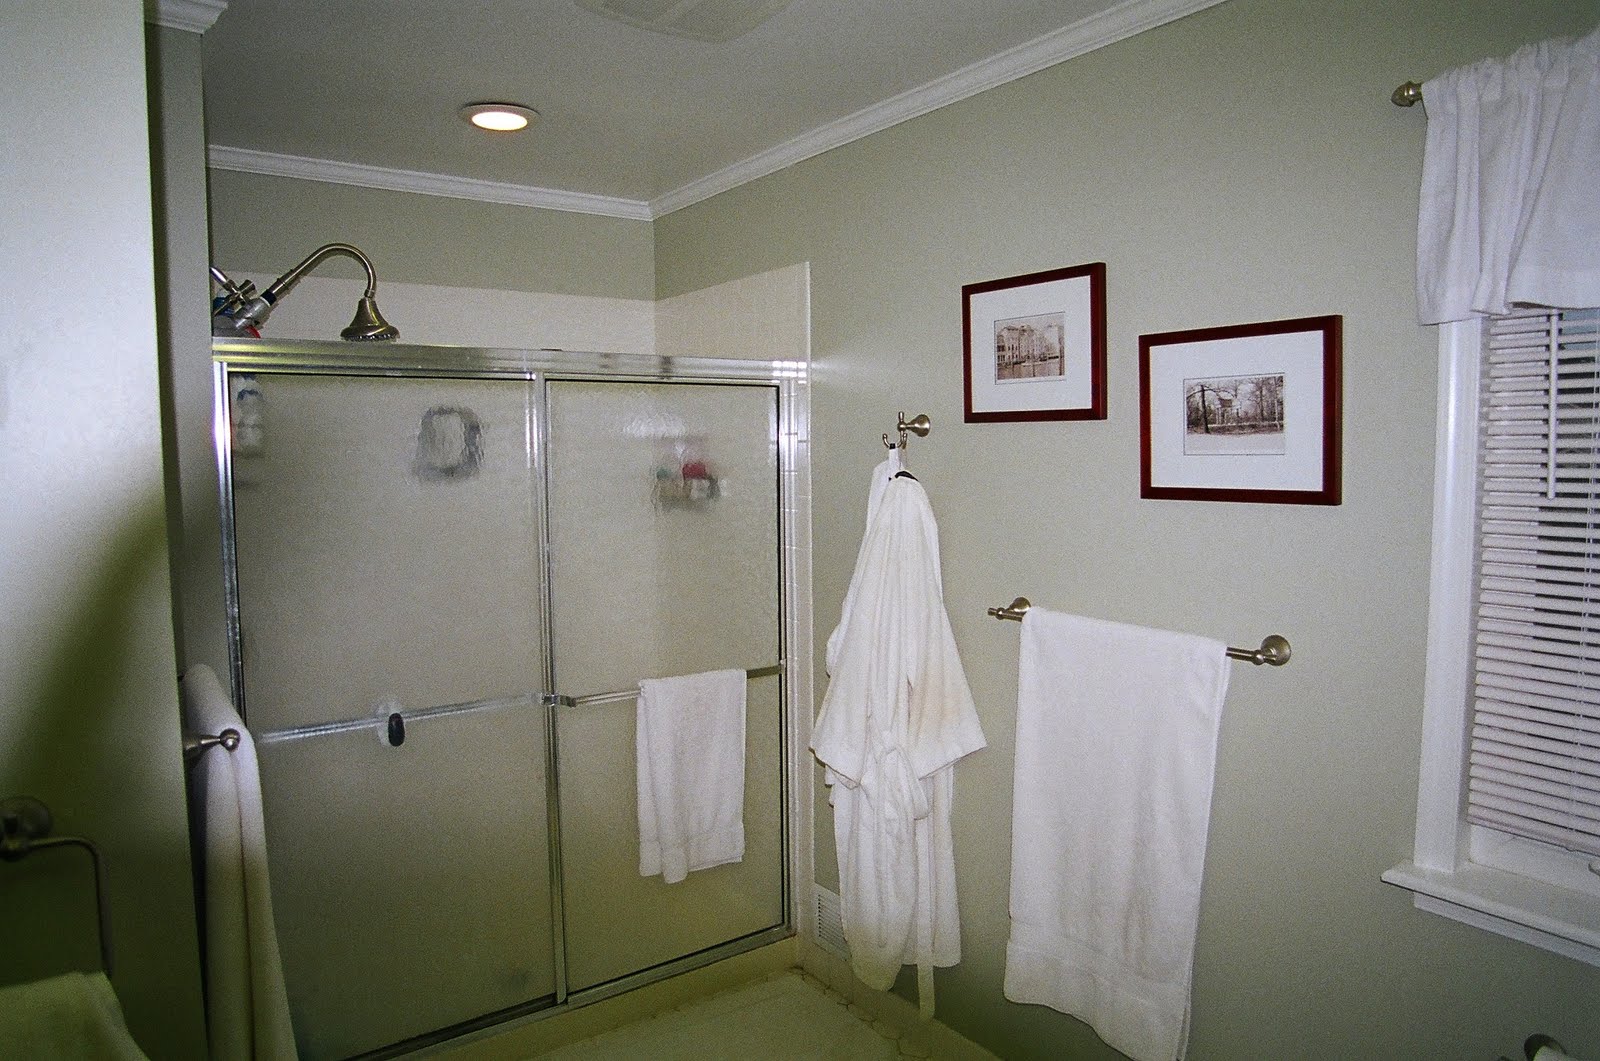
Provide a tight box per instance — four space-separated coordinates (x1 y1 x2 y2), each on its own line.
534 970 935 1060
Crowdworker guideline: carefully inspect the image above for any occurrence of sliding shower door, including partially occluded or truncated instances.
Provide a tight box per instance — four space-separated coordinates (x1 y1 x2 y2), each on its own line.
226 372 555 1059
217 343 797 1058
544 380 785 993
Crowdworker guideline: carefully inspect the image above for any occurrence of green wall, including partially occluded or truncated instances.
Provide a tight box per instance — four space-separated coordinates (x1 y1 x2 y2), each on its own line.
1 2 206 1056
656 0 1600 1058
208 169 656 300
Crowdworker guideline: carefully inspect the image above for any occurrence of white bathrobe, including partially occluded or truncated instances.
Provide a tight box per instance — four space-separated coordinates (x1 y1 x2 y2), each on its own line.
811 461 986 1016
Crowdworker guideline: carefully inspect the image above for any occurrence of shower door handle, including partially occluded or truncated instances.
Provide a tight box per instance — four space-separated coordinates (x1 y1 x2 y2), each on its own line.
541 693 577 708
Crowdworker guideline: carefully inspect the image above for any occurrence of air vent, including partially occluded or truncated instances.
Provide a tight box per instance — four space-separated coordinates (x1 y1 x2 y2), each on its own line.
576 0 793 42
813 884 849 958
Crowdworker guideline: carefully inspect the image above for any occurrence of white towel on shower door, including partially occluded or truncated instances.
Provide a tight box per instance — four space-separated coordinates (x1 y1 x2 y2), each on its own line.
1004 609 1230 1061
180 664 297 1061
636 668 747 884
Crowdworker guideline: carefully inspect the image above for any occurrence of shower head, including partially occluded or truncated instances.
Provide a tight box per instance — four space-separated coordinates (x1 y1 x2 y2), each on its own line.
211 243 400 342
341 295 400 342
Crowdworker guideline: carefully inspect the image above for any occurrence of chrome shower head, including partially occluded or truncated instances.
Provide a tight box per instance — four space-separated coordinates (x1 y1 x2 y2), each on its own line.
341 295 400 342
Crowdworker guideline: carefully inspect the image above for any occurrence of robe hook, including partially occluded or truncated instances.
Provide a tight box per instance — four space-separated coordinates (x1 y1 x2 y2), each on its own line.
883 411 931 450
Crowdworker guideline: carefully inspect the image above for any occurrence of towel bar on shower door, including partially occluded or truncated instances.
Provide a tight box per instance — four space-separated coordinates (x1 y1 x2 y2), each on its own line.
985 597 1292 667
544 662 786 709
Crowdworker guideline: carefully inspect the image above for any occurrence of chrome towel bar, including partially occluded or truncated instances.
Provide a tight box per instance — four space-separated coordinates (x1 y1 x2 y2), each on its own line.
546 663 786 709
986 597 1291 667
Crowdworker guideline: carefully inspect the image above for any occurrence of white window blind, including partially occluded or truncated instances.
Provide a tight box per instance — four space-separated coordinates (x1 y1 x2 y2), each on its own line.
1471 307 1600 858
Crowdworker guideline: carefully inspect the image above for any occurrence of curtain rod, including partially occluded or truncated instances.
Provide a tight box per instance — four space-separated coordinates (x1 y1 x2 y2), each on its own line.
1392 81 1423 107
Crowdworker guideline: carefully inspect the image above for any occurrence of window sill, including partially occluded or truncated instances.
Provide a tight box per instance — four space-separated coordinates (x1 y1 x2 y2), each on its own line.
1384 861 1600 967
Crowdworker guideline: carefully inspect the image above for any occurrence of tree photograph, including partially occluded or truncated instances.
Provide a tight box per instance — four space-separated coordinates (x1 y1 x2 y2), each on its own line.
1183 373 1285 455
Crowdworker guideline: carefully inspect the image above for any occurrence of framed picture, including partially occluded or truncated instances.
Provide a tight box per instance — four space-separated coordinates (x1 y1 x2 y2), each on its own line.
1139 314 1342 505
962 262 1106 423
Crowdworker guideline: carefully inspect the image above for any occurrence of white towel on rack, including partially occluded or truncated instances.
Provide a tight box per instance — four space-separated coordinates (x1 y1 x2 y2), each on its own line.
0 972 149 1060
636 668 748 884
180 664 297 1060
1004 609 1230 1061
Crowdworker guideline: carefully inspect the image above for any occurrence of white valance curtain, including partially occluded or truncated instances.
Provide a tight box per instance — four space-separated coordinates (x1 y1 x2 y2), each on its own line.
1416 25 1600 325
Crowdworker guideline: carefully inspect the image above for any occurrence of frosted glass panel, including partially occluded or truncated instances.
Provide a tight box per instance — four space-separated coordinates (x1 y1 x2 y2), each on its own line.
230 374 542 730
546 381 780 694
228 371 553 1057
557 676 784 990
546 381 783 991
257 703 554 1059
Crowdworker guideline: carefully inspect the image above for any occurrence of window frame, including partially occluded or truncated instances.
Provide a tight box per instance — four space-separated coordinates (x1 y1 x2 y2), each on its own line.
1384 317 1600 967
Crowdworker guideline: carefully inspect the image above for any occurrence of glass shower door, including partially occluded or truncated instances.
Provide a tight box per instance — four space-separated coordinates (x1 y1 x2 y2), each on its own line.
226 372 555 1059
545 379 786 993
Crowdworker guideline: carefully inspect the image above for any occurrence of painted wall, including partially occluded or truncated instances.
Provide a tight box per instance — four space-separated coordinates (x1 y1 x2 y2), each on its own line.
655 0 1600 1058
209 169 656 300
0 2 206 1057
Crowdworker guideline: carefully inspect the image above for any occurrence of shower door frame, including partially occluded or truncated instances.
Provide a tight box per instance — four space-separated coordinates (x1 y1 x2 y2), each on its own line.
211 337 811 1056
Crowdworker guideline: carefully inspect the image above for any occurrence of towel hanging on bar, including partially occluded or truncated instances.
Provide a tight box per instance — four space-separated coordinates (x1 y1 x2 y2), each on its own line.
986 597 1291 667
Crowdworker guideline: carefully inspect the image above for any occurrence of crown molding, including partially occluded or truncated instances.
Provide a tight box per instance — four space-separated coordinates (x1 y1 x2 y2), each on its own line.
206 145 654 221
203 0 1224 221
650 0 1229 216
145 0 227 32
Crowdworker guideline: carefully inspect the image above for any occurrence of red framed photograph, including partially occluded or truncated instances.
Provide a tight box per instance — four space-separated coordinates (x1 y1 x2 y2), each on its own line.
962 263 1107 423
1139 314 1342 505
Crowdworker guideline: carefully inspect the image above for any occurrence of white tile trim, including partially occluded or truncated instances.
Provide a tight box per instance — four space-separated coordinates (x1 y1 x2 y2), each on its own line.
145 0 227 33
206 145 654 221
204 0 1228 219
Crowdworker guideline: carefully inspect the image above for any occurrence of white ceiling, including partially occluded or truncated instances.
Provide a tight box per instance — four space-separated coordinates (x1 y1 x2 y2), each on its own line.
195 0 1224 218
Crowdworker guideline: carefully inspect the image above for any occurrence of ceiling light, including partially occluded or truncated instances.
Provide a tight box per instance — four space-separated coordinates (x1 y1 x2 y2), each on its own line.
459 103 539 132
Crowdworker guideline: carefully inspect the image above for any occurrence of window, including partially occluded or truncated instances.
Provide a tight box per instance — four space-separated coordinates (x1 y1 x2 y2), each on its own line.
1385 310 1600 966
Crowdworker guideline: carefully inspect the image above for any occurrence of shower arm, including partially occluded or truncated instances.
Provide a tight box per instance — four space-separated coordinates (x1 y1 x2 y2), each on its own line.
210 243 399 342
262 242 381 305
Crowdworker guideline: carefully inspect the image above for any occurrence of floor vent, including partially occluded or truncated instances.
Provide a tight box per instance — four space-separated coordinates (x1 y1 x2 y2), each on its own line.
813 884 849 958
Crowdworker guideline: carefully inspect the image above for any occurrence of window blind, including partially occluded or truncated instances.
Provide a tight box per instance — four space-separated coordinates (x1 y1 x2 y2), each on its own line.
1471 307 1600 858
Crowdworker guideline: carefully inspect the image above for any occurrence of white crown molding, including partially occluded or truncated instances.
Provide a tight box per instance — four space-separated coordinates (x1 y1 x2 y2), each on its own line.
206 146 653 222
203 0 1224 221
145 0 228 32
650 0 1230 216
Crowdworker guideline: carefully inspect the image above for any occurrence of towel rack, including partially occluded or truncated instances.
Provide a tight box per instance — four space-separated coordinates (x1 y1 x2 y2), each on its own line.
184 727 241 765
883 411 930 451
986 597 1292 667
546 662 786 710
0 795 116 974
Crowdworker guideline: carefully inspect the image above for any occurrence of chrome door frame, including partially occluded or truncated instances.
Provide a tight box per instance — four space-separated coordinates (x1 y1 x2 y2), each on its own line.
211 337 806 1056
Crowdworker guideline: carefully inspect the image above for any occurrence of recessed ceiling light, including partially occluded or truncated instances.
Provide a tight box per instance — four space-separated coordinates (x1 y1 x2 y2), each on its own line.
459 103 539 132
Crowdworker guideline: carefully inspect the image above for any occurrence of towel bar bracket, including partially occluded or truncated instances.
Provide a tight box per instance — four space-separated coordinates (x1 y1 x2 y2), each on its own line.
183 727 242 764
0 795 53 860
